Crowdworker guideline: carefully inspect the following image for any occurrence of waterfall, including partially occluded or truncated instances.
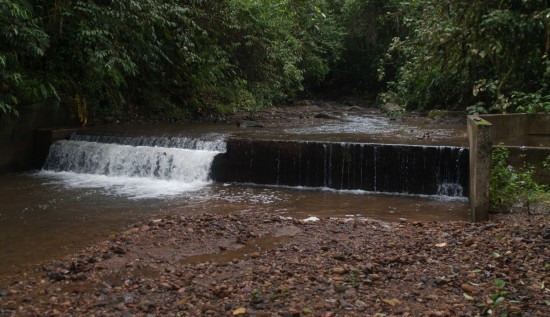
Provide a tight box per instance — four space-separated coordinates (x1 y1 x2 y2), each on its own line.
68 134 227 152
211 140 469 198
40 134 226 199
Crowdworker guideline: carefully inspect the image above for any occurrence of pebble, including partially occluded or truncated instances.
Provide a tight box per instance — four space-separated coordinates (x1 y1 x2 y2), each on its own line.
2 212 548 316
354 299 368 309
464 239 475 247
344 288 357 299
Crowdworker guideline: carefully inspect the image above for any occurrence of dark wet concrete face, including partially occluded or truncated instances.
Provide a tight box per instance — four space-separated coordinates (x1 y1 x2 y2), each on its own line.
212 140 468 196
0 174 469 277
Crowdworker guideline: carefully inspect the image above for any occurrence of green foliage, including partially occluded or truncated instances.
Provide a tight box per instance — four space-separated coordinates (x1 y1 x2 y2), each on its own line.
3 0 344 122
0 0 52 115
326 0 402 96
382 0 549 112
481 279 510 315
490 146 547 212
5 0 549 118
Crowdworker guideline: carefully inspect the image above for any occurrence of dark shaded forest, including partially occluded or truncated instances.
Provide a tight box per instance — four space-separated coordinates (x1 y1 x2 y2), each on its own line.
1 0 548 124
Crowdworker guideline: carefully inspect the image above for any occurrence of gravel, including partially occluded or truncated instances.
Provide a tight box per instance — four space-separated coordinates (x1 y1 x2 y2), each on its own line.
1 211 548 316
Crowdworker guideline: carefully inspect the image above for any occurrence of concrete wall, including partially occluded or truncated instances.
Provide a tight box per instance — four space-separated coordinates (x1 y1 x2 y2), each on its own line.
527 115 550 147
212 139 469 196
480 114 550 147
33 128 80 169
480 114 550 184
469 114 550 222
0 103 77 173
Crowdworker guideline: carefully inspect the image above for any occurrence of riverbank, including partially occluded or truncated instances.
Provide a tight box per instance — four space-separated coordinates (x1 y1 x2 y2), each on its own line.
1 211 548 316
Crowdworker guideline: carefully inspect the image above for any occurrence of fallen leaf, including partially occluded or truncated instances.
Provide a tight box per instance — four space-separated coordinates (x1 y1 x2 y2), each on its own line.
383 298 402 306
463 293 475 301
176 295 192 306
233 307 247 315
332 267 347 275
461 283 478 294
509 306 522 313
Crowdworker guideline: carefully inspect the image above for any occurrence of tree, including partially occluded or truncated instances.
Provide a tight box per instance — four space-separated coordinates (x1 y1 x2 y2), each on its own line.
2 0 344 123
0 0 51 116
319 0 402 97
381 0 549 113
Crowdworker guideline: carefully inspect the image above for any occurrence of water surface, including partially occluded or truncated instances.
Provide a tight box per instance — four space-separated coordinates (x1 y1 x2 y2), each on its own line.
0 172 468 277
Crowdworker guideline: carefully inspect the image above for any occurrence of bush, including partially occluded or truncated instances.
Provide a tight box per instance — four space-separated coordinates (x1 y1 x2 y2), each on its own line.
490 146 548 212
381 0 549 113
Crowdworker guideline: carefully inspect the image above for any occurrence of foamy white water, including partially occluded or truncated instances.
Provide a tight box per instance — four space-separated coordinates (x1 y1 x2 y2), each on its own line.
36 171 209 199
40 139 223 199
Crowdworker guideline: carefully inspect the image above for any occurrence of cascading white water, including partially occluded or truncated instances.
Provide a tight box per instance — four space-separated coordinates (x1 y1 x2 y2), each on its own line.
69 134 227 152
39 136 226 199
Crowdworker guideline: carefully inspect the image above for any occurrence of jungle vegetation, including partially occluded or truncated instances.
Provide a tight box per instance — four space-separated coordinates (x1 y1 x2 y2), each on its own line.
1 0 549 124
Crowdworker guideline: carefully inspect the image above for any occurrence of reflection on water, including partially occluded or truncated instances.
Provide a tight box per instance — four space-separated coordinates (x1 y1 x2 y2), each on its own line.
0 172 469 277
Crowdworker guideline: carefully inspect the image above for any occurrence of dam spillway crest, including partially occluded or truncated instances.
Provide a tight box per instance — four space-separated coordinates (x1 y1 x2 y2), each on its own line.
41 133 468 199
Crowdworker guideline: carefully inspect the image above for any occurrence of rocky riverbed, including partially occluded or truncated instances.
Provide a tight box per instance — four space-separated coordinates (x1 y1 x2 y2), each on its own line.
1 211 548 316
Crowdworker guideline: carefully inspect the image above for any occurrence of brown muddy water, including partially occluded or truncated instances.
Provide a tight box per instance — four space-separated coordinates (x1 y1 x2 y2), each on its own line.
0 173 468 277
0 109 470 277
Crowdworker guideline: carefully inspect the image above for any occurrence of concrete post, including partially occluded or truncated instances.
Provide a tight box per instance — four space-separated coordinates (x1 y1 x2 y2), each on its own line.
467 116 493 222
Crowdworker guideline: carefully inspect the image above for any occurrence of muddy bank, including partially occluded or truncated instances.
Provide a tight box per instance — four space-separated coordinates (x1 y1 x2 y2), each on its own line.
0 211 548 316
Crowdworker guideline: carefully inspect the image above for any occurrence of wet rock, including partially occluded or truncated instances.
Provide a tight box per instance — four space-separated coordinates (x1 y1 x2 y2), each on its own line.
48 272 66 282
463 239 475 247
433 277 449 286
344 288 357 299
2 209 548 316
382 103 403 113
314 113 341 120
237 120 263 128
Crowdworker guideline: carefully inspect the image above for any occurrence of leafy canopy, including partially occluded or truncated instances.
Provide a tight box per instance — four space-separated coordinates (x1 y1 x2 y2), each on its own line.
1 0 343 123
